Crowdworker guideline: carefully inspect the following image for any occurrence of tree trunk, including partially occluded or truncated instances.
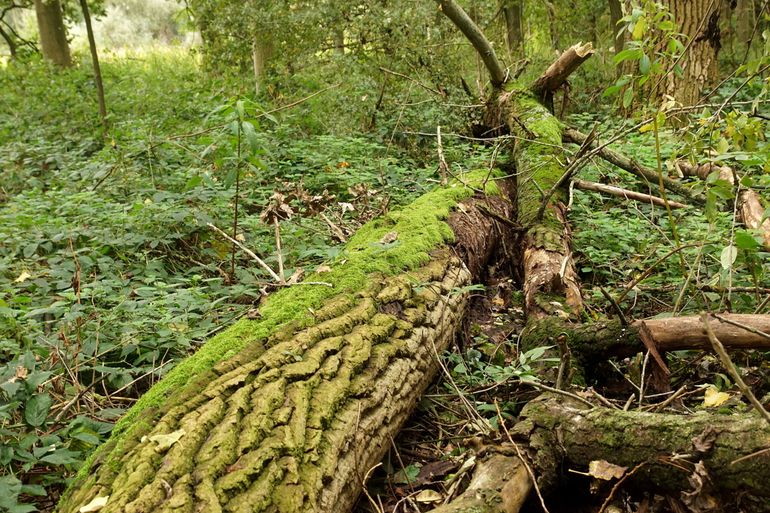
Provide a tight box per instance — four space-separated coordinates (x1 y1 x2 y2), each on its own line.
56 183 516 513
79 0 108 135
252 37 273 96
608 0 624 54
662 0 723 105
502 0 523 57
34 0 71 67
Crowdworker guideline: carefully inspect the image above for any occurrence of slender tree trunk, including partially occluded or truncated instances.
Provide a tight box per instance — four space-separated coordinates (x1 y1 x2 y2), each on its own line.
608 0 624 54
34 0 71 67
502 0 523 57
662 0 723 105
735 0 754 46
79 0 108 135
545 1 559 50
333 28 345 55
252 37 273 96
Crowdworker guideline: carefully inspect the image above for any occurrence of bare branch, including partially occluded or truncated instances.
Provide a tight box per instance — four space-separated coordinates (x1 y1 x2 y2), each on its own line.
434 0 507 87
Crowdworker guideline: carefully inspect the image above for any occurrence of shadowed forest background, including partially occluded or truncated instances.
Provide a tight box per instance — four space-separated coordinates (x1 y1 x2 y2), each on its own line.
1 1 769 512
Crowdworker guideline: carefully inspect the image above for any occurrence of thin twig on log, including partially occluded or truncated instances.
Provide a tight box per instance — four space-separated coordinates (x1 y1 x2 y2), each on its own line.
702 313 770 426
713 313 770 342
437 125 449 185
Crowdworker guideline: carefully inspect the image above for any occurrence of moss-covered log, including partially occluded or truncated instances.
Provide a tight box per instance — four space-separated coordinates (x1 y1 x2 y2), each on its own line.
517 394 770 511
56 176 515 513
502 87 582 319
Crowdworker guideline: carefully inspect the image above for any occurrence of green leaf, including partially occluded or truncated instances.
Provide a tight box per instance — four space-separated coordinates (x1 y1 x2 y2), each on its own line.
39 447 81 466
639 53 651 75
622 86 634 109
720 245 738 270
613 48 643 64
0 475 22 509
734 231 760 250
24 393 52 428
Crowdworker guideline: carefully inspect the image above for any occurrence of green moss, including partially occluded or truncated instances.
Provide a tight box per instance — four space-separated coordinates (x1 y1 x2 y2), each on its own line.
506 88 566 229
67 170 502 490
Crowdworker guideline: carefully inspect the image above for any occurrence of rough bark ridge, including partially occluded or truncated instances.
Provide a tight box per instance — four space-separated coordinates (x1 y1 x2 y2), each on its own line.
663 0 722 105
57 183 516 513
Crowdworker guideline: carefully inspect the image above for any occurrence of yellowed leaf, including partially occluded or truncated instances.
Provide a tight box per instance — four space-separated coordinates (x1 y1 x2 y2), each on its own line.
149 429 186 452
79 495 109 512
588 460 627 481
703 386 730 408
316 265 332 274
14 271 31 283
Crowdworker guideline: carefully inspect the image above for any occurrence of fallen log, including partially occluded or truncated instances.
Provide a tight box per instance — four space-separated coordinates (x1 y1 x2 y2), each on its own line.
517 394 770 511
572 178 689 209
563 128 706 205
523 314 770 364
56 175 515 513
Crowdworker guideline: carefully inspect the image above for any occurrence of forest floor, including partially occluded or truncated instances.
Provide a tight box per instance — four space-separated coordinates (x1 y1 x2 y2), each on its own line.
1 50 768 512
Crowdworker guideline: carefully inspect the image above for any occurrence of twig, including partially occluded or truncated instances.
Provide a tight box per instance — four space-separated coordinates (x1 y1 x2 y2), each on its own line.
712 313 770 342
273 218 285 284
495 400 551 513
207 223 282 282
437 125 449 185
600 286 628 326
573 179 688 209
616 244 699 304
379 66 442 96
523 381 596 408
597 462 647 513
319 212 347 242
702 313 770 427
536 123 597 221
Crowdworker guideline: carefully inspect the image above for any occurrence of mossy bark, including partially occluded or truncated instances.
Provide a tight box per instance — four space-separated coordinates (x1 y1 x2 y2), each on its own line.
500 88 582 319
517 394 770 511
57 183 515 513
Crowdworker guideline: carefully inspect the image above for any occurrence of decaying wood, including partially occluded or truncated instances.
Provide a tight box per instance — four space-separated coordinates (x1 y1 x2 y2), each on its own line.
56 191 516 513
426 455 532 513
518 394 770 511
679 161 770 250
521 314 770 377
563 128 706 205
531 42 594 108
573 179 689 209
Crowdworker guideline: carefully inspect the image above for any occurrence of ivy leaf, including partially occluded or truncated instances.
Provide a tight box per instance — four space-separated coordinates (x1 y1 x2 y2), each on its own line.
40 447 81 465
24 393 52 428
